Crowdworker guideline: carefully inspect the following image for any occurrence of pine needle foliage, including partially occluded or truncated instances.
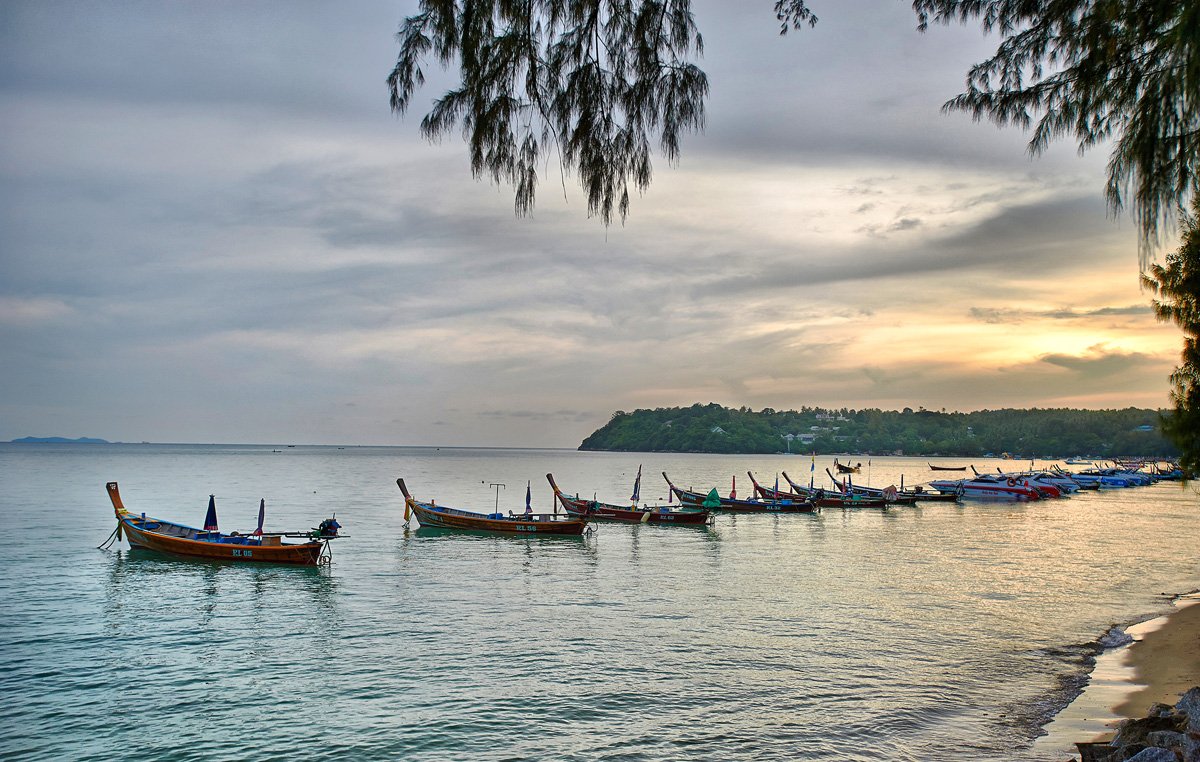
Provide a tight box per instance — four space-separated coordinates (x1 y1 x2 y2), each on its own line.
914 0 1200 267
1142 197 1200 474
387 0 713 224
389 0 1197 253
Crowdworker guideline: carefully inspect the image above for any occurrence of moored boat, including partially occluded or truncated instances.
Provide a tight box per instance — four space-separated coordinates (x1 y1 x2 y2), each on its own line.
104 482 340 565
928 463 969 471
820 468 918 505
928 475 1042 501
743 471 830 509
546 473 711 525
661 472 814 512
397 478 587 535
988 467 1078 496
774 471 890 508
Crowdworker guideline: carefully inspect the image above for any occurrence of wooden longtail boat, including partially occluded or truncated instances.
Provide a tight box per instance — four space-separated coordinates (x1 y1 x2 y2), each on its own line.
744 471 839 509
928 463 969 471
546 473 711 525
819 468 920 506
661 472 815 513
833 458 861 474
397 478 587 535
765 471 889 508
105 482 338 565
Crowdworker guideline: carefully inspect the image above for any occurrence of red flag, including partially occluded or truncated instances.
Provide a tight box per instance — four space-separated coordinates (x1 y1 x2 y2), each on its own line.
730 475 736 499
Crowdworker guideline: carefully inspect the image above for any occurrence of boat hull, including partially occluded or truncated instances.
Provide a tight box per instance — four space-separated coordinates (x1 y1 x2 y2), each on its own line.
928 479 1041 501
121 518 324 564
409 501 586 534
562 499 710 525
675 489 815 513
106 482 329 565
547 473 711 524
397 480 587 535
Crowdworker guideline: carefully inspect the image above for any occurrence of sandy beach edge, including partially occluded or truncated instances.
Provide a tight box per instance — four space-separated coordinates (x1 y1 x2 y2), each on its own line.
1034 592 1200 756
1111 592 1200 720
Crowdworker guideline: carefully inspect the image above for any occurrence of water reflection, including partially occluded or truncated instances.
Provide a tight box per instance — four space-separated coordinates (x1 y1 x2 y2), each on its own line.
102 548 338 622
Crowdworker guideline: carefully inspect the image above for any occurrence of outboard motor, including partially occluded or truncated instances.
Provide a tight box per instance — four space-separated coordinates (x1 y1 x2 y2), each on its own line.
316 517 341 537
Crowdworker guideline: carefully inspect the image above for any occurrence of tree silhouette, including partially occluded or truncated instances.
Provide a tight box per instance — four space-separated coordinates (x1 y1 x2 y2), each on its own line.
390 0 1198 255
1142 198 1200 474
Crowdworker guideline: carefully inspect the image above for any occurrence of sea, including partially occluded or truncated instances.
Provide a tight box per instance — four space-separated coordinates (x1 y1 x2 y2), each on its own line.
2 443 1197 761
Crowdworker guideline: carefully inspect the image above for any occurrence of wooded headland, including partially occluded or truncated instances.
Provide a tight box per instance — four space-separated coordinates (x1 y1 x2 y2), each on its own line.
580 404 1177 457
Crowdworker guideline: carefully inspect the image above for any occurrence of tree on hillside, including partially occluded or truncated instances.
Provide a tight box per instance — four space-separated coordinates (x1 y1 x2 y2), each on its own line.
390 0 1199 253
1142 198 1200 475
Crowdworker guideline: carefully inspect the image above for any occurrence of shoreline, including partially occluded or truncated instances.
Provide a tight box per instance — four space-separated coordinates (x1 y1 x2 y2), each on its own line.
1112 593 1200 719
1037 593 1200 756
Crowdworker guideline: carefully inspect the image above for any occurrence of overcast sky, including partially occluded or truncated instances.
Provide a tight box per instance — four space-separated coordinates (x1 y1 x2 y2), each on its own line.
0 1 1183 447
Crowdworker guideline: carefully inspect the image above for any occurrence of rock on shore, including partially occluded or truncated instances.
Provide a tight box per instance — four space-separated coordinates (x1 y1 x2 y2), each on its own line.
1078 687 1200 761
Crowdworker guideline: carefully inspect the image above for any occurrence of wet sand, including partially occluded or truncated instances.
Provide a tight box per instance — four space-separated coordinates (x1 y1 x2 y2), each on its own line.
1034 595 1200 756
1113 596 1200 718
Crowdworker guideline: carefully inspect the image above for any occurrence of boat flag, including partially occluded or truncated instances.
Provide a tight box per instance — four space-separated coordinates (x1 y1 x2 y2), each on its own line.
525 480 532 514
773 474 779 498
203 494 218 532
253 498 265 536
730 475 736 499
810 452 816 488
631 465 642 504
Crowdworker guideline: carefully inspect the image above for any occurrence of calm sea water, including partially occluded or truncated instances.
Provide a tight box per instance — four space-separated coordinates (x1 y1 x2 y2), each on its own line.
2 444 1197 761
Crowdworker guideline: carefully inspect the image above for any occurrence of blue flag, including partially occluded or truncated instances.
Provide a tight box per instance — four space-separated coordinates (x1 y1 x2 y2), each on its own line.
525 480 532 513
631 465 642 504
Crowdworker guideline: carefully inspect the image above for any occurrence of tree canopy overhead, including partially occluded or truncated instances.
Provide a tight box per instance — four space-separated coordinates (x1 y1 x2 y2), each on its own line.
388 0 712 225
390 0 1198 251
914 0 1200 267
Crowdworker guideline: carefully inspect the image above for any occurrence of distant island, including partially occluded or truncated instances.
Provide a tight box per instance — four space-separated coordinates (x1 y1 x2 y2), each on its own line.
580 403 1178 458
9 436 111 444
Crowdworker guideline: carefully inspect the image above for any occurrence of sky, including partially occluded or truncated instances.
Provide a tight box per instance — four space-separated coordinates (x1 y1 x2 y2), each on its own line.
0 1 1184 447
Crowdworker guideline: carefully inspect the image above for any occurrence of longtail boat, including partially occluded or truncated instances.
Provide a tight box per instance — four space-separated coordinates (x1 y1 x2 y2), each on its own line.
397 478 587 535
928 463 969 471
661 472 815 513
105 482 340 565
546 473 711 525
819 468 920 506
743 471 839 509
766 471 889 508
833 458 861 474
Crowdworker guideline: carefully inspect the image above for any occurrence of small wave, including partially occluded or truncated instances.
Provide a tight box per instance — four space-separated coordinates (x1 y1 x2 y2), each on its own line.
1096 625 1133 650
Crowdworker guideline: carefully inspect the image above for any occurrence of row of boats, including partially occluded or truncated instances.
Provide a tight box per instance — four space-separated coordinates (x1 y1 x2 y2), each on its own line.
929 463 1179 500
103 460 1183 565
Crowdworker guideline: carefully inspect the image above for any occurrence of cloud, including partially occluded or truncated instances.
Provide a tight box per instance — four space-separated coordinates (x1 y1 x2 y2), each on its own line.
1038 345 1152 377
0 296 72 324
970 305 1154 324
0 0 1180 447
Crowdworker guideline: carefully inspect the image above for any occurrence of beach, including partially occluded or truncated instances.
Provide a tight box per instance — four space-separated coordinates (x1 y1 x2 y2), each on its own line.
1113 595 1200 719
